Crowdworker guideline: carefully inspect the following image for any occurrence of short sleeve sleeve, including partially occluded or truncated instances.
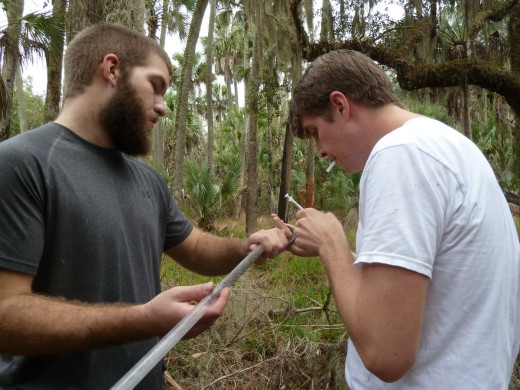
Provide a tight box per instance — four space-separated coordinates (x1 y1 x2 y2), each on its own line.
161 183 193 250
0 147 46 275
355 144 455 278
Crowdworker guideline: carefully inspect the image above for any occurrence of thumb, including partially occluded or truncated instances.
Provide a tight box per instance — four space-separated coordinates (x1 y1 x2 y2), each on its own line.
171 282 215 302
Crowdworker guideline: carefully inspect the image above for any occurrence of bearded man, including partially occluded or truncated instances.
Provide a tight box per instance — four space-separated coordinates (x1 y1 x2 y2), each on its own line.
0 23 288 390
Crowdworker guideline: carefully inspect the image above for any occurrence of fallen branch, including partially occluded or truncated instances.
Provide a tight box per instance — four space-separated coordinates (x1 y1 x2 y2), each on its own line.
163 371 184 390
200 355 280 389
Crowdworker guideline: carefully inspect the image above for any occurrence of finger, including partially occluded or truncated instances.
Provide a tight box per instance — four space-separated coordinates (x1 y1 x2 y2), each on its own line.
208 286 230 314
271 215 294 240
271 214 292 234
170 282 215 302
184 287 230 339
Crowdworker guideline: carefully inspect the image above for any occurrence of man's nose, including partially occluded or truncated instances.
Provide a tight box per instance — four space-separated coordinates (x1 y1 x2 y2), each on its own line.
316 141 327 158
154 98 167 117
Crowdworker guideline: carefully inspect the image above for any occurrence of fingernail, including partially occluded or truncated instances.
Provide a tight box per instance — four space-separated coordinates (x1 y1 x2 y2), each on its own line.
204 282 213 293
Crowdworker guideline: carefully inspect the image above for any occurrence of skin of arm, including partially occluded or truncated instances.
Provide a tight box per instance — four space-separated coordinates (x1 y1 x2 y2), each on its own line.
165 226 289 275
273 210 429 383
0 268 230 356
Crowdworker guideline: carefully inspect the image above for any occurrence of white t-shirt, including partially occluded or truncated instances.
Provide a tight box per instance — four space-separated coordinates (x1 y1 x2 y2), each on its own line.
346 117 520 389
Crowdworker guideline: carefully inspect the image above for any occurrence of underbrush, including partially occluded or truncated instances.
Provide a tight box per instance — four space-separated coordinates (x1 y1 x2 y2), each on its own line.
160 250 349 389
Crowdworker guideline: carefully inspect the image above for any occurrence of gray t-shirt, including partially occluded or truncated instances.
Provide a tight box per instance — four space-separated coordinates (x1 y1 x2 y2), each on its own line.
0 123 193 389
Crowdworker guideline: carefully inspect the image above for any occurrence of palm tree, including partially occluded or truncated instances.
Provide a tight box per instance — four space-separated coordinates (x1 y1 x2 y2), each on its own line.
0 0 63 140
244 0 264 234
0 0 24 140
148 0 196 170
44 0 65 122
172 0 209 202
205 0 216 174
184 159 221 230
211 83 227 123
213 4 242 108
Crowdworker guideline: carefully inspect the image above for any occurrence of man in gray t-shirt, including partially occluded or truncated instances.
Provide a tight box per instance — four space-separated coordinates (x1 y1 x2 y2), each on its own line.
0 24 288 390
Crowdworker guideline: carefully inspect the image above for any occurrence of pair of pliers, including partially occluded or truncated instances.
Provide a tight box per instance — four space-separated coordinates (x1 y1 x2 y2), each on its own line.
286 224 297 247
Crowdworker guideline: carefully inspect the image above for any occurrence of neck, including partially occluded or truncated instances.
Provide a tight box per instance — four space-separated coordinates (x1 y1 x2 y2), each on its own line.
358 104 422 139
55 95 113 149
348 104 422 172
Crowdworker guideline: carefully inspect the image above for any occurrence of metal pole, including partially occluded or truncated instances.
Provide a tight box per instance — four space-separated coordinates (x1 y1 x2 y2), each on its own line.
111 244 265 390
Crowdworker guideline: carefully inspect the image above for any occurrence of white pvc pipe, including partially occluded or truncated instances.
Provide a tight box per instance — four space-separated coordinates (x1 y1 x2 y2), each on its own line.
111 244 265 390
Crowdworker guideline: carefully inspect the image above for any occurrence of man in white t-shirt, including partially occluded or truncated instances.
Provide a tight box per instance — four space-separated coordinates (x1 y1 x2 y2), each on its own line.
275 49 520 389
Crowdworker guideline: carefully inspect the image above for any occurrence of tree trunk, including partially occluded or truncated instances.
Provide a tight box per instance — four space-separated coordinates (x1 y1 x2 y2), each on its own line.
150 0 171 170
278 29 302 221
233 78 239 107
67 0 104 43
15 66 27 133
172 0 209 202
462 84 471 139
277 123 295 221
224 60 233 107
245 5 263 235
235 12 250 219
67 0 145 42
320 0 333 42
0 0 24 141
266 109 275 211
105 0 146 32
206 0 217 174
45 0 66 122
509 1 520 193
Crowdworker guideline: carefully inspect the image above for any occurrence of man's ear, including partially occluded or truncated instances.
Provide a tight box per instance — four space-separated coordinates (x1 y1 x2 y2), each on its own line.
329 91 350 120
101 54 120 87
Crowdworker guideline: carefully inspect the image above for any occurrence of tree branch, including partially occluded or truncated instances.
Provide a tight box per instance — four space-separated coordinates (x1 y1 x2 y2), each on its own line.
291 29 520 117
469 0 519 40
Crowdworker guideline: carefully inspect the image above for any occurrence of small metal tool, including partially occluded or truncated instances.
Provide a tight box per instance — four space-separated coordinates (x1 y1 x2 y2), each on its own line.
284 193 304 210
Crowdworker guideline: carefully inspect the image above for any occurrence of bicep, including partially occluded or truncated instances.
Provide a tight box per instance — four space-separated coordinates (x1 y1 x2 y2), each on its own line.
0 268 33 297
164 227 202 271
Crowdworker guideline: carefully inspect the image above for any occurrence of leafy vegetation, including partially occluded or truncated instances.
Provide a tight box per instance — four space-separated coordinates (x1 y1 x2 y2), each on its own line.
160 218 350 389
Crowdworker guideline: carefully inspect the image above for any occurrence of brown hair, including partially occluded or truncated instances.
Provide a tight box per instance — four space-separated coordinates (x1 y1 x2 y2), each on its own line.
63 23 173 99
288 49 403 138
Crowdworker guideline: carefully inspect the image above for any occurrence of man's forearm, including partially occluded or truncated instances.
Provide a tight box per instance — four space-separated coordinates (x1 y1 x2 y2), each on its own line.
192 232 248 274
0 293 152 356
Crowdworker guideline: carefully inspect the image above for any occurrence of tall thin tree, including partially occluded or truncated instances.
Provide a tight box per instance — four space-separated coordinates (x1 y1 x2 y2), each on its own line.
205 0 217 174
245 0 263 234
172 0 209 202
0 0 24 141
44 0 65 122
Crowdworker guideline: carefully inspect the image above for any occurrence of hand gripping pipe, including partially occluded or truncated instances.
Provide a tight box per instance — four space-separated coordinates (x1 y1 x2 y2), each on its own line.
110 244 265 390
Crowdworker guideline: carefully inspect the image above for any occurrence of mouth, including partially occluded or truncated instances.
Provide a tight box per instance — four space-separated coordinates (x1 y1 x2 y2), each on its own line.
148 118 158 130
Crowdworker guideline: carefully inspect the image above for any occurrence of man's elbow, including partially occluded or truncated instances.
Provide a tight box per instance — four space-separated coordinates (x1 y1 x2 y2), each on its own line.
362 351 415 383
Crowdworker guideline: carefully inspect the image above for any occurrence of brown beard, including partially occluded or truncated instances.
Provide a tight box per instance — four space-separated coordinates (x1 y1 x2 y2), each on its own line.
100 74 151 157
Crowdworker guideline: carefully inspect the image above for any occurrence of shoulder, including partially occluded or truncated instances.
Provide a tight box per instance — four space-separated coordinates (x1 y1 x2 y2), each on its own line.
368 118 483 175
122 155 167 183
375 118 462 150
121 155 172 196
0 123 66 159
